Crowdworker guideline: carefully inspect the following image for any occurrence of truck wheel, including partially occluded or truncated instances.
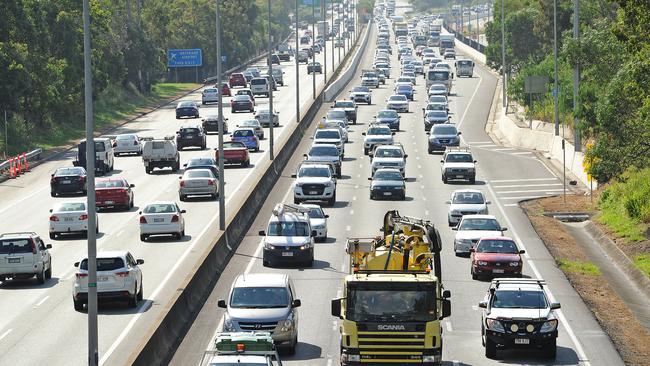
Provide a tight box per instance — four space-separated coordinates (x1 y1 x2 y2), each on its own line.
485 338 497 359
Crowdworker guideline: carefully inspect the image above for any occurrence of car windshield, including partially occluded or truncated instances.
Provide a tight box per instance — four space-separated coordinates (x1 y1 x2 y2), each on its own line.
377 110 397 118
327 110 346 119
374 170 403 180
233 129 254 137
368 127 391 135
446 153 473 163
203 88 217 93
267 221 310 236
55 167 85 176
375 148 402 158
352 86 369 93
185 170 213 179
346 282 437 322
178 102 194 107
250 78 266 85
187 158 215 166
453 192 485 204
307 208 325 218
224 141 246 148
230 287 289 309
240 120 259 127
491 290 548 309
0 239 33 254
95 179 125 188
180 128 199 134
315 130 340 139
233 95 250 101
80 257 125 271
363 72 377 78
459 218 501 231
53 202 86 212
477 240 519 254
298 166 330 178
116 134 136 141
143 203 177 214
389 95 407 102
397 78 410 83
432 126 457 135
429 96 447 103
309 146 338 156
336 101 354 108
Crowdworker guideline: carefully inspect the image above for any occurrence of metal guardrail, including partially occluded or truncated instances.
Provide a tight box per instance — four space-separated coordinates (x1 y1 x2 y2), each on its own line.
443 20 486 53
0 148 43 172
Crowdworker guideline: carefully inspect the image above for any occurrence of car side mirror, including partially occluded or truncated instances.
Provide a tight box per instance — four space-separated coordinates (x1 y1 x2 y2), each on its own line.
331 298 342 318
367 177 372 181
550 302 561 310
443 290 451 299
451 226 458 231
502 227 508 231
258 230 266 236
46 244 52 249
486 201 491 204
404 154 408 158
49 209 53 213
217 299 227 308
478 301 487 308
361 132 366 135
457 131 461 135
303 154 307 158
74 262 80 267
291 174 297 178
51 173 55 177
324 215 329 218
136 259 145 265
292 299 302 308
178 176 182 179
129 184 135 188
180 209 187 214
519 250 526 254
470 248 475 253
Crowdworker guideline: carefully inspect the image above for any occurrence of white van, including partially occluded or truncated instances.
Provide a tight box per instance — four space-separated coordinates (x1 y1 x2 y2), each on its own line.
250 77 270 97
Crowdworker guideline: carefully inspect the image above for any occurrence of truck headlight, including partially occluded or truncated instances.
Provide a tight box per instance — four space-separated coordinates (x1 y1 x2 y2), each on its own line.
540 319 558 333
423 355 441 362
486 318 505 333
341 354 361 362
223 317 236 332
264 242 275 250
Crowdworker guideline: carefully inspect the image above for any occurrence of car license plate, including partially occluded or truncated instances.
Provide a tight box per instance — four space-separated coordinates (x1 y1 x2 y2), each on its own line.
187 135 194 138
8 258 20 264
104 201 114 205
493 269 505 274
62 180 71 184
309 191 318 195
383 192 392 196
514 338 530 345
98 276 109 282
64 217 75 222
153 218 164 222
282 252 294 257
456 175 464 178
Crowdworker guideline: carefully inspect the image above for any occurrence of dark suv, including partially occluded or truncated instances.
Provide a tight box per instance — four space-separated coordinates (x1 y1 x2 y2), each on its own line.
50 167 87 196
332 100 358 124
176 125 207 150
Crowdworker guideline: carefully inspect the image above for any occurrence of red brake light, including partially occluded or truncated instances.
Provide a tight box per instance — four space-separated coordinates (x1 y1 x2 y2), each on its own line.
76 273 88 279
79 214 88 221
49 215 59 221
139 216 147 224
179 180 185 187
115 271 129 278
208 179 215 186
171 215 179 223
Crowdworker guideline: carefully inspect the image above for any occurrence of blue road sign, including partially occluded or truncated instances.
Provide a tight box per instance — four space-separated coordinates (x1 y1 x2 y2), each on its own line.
167 49 203 67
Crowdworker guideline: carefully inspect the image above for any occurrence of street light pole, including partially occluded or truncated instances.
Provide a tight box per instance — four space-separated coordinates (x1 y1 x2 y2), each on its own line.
3 110 7 159
216 0 225 230
573 0 581 151
295 0 300 124
268 0 274 160
331 1 335 73
553 0 559 136
501 0 506 108
322 0 327 84
82 0 98 364
312 0 316 100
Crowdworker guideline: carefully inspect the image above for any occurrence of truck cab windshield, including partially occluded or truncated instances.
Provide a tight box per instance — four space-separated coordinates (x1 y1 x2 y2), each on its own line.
346 283 437 322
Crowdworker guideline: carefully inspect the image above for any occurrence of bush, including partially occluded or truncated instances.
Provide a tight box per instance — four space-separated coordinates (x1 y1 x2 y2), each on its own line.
598 167 650 241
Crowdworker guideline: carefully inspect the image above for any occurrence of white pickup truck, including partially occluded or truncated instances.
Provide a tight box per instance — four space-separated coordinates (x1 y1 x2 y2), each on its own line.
141 136 180 174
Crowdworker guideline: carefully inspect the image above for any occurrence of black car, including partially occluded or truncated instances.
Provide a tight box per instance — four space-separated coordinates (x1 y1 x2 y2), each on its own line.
230 95 254 113
176 101 199 119
202 115 229 134
369 168 406 200
307 62 323 74
50 167 87 197
184 157 219 179
270 54 280 65
176 125 207 150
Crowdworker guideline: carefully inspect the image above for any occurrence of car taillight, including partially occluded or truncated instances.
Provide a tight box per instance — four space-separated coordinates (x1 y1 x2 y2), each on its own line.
208 179 215 186
79 176 85 181
115 271 129 278
139 216 147 224
76 273 88 278
171 215 179 222
50 215 59 221
179 180 185 187
79 214 88 221
30 239 37 254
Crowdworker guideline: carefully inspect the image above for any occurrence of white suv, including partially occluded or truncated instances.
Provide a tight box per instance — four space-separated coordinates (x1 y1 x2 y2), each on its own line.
259 204 315 267
446 189 490 226
72 250 144 311
292 163 337 206
371 144 407 175
250 77 270 97
0 232 52 284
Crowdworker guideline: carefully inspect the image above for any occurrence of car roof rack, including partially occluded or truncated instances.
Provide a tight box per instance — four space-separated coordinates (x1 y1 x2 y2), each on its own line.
271 203 310 218
492 278 547 290
445 146 471 153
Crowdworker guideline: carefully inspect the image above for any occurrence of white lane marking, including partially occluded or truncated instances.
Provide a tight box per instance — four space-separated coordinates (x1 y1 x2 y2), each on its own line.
490 178 557 183
417 164 422 169
499 195 549 200
346 225 351 231
466 141 493 144
485 181 591 365
493 183 562 188
511 151 533 155
445 321 453 332
115 230 124 237
101 162 261 365
471 305 478 311
456 75 483 129
496 188 565 194
424 210 430 216
0 185 49 216
503 203 519 207
352 196 357 201
327 358 333 366
492 148 515 151
538 159 560 178
33 296 49 308
0 329 12 342
350 209 354 215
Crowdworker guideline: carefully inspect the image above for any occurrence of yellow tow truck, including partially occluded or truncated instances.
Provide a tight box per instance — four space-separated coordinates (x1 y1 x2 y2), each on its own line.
331 210 451 365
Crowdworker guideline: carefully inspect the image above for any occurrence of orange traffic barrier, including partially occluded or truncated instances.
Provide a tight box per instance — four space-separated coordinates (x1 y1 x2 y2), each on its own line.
15 156 21 176
23 153 29 172
9 157 16 178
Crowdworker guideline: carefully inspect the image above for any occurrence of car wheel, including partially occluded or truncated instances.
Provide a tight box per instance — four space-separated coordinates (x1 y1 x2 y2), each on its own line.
328 194 336 207
73 298 84 312
368 99 372 105
37 267 46 284
469 177 476 184
231 109 236 113
140 234 147 242
485 337 497 359
293 197 301 204
286 335 298 355
137 283 144 301
255 146 260 152
128 285 138 308
45 263 52 280
263 259 272 267
442 174 448 183
51 191 57 197
49 232 56 240
202 143 206 150
82 189 88 195
242 160 250 168
543 339 557 359
179 195 186 201
471 269 478 280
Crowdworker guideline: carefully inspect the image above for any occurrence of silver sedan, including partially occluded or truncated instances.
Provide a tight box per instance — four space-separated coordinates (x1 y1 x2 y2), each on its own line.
178 169 218 200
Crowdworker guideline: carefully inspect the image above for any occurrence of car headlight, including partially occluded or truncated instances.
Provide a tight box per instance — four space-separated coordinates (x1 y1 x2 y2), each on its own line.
477 260 488 266
468 168 476 173
223 316 236 332
509 261 520 267
264 242 275 250
300 242 313 250
486 318 505 333
279 317 294 332
540 319 558 333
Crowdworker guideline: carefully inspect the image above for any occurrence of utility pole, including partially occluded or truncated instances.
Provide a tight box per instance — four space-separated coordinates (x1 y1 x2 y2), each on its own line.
337 4 341 63
553 0 560 136
295 0 300 124
3 110 7 159
268 0 275 160
573 0 581 151
323 0 327 84
501 0 506 108
312 0 316 100
331 1 335 73
82 0 98 364
216 0 225 230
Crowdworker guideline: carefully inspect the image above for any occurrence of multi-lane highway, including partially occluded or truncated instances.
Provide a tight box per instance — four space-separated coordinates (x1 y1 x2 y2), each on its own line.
0 21 360 365
171 3 623 366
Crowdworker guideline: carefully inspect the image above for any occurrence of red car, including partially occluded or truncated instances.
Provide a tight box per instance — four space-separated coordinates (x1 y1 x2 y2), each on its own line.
229 73 247 88
215 141 250 168
470 237 524 280
217 83 231 96
95 177 135 210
